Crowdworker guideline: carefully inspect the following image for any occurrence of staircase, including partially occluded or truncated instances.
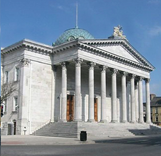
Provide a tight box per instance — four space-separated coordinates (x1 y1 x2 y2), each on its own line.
77 122 161 138
32 122 161 138
32 122 77 138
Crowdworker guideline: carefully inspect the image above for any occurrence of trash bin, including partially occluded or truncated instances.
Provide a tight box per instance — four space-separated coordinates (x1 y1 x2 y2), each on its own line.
80 131 87 141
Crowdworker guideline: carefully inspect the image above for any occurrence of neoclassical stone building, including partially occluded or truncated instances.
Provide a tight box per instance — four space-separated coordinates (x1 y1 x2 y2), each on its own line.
1 26 154 135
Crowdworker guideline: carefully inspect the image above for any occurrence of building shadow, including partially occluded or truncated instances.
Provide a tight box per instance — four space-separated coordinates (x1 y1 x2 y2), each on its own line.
128 125 161 136
94 135 161 146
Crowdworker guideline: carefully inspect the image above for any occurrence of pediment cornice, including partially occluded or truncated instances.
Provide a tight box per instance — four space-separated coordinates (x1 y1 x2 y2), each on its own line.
81 39 155 70
78 42 153 72
1 39 53 55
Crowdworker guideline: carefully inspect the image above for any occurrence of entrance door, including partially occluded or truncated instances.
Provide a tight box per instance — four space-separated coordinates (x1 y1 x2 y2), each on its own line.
13 121 16 135
94 98 98 121
67 95 74 122
8 124 12 135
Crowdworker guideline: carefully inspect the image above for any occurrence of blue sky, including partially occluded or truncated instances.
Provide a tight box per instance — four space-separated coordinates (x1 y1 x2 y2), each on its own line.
1 0 161 96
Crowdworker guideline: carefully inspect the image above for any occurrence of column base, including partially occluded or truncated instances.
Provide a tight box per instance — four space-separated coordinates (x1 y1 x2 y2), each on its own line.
87 119 95 122
59 119 67 122
74 119 82 122
100 120 107 123
146 121 151 124
121 120 127 123
111 120 118 123
130 121 136 124
138 121 144 124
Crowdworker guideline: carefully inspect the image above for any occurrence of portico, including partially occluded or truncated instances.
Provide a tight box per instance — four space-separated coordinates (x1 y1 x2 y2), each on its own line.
54 54 151 124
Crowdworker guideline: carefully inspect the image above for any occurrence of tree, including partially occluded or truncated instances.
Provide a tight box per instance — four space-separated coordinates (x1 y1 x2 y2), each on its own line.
1 82 16 104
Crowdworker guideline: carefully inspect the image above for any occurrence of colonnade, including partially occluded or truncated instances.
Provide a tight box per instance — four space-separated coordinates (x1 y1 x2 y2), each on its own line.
58 59 151 123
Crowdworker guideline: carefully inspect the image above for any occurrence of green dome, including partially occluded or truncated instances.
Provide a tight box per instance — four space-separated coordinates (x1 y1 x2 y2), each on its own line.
54 28 94 46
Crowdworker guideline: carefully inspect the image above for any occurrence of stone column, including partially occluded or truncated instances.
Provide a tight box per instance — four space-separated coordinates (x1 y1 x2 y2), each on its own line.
138 77 144 123
111 69 118 123
74 58 83 121
121 72 127 123
145 78 151 123
88 62 95 122
51 65 57 122
135 81 139 122
131 74 136 123
100 65 107 122
60 62 67 122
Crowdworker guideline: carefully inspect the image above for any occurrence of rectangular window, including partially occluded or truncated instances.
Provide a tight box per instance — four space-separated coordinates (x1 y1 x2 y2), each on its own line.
14 67 19 81
156 107 158 114
3 99 7 113
13 97 18 112
150 107 152 114
156 116 158 122
5 71 8 83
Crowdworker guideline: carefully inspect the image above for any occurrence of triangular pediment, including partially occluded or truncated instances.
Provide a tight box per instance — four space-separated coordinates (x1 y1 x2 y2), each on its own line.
80 39 154 71
96 44 140 63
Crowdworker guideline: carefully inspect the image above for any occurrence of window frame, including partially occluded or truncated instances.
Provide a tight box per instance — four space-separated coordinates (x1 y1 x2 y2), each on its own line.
5 71 9 83
13 96 18 112
3 99 7 113
14 67 19 81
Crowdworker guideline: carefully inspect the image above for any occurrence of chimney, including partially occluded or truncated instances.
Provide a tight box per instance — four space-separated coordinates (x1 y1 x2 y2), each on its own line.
150 94 156 101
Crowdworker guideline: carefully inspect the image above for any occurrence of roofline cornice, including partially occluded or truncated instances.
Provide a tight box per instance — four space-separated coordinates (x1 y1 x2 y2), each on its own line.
1 39 53 55
53 39 79 53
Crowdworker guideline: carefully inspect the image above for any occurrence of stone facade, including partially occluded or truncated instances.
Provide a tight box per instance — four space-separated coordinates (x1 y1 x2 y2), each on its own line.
1 28 154 135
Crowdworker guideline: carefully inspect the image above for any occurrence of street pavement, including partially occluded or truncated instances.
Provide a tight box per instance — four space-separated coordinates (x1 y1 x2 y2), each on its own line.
1 135 161 156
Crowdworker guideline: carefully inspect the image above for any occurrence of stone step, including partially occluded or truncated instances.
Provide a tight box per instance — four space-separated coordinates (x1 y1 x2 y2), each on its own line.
32 122 78 138
32 122 161 138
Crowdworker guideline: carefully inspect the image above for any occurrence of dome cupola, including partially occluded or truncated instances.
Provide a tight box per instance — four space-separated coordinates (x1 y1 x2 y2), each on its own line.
54 28 94 46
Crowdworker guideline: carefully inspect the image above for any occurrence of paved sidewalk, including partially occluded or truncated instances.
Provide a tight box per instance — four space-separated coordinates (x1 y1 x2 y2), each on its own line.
1 135 94 145
2 134 160 146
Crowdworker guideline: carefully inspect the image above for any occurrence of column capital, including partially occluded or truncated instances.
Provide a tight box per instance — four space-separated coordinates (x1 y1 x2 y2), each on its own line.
111 68 118 74
145 78 150 83
61 62 69 67
20 58 31 67
138 76 143 81
120 71 128 76
73 57 83 64
87 62 96 67
130 74 136 79
99 65 107 71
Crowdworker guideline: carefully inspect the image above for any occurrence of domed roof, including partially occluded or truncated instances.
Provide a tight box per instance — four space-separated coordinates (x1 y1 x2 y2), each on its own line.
54 28 94 46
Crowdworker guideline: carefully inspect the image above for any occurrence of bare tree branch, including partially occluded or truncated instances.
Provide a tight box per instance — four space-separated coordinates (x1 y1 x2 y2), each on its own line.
1 82 16 103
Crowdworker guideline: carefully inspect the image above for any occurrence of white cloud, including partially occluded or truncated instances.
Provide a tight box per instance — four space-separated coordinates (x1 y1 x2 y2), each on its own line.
57 5 63 10
149 26 161 36
148 0 161 4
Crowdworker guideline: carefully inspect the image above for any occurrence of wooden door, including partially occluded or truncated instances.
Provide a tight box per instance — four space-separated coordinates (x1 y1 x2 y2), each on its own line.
67 95 74 122
94 98 98 121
